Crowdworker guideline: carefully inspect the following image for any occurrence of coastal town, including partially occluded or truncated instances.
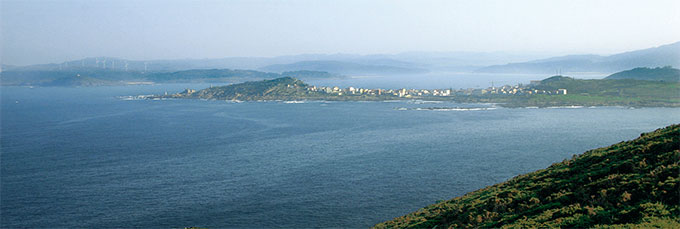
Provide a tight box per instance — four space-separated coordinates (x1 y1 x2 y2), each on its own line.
157 75 662 108
166 76 570 101
305 80 567 98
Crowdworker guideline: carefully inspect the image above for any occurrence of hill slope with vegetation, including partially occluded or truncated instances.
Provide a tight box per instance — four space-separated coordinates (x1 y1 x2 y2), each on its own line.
376 124 680 228
160 76 679 106
168 77 322 100
198 77 313 100
605 66 680 82
162 77 395 101
493 76 680 107
534 76 679 99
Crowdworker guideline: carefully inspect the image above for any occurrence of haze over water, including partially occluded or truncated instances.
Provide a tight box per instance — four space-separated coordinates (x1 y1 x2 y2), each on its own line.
2 0 679 227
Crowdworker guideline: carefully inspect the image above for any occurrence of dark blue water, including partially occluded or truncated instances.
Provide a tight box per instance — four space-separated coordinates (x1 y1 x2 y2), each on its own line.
2 85 679 228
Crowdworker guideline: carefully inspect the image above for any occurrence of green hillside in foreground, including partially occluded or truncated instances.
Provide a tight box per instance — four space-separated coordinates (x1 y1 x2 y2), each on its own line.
376 124 680 228
605 66 680 82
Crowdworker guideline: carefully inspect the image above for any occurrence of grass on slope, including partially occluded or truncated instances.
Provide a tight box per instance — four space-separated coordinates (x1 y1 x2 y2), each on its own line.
536 76 680 99
376 124 680 228
188 77 322 100
605 66 680 82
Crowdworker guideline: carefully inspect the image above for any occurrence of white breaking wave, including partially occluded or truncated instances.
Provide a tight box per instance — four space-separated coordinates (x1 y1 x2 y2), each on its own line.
396 107 497 111
545 106 584 109
283 101 306 104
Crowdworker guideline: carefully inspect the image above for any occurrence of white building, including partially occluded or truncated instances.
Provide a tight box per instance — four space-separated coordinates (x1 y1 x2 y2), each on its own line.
558 89 568 95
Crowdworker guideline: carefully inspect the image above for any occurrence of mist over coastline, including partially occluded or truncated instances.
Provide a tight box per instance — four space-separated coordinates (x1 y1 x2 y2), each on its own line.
2 0 679 228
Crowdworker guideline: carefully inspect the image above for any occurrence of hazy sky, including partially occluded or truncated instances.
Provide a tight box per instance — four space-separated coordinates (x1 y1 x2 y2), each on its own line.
2 0 679 65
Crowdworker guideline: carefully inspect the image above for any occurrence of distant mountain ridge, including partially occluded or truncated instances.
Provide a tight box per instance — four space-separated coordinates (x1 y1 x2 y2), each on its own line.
0 68 339 86
3 42 678 79
477 41 680 74
1 51 552 75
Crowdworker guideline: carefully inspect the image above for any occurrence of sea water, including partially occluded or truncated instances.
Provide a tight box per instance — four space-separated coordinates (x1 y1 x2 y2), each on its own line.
2 85 679 227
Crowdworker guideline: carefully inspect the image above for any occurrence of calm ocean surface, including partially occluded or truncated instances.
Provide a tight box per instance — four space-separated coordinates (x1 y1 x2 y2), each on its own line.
2 85 679 228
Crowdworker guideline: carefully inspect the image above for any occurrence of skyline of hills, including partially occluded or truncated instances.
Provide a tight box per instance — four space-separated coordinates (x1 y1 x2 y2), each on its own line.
3 41 678 76
0 52 546 74
477 41 680 74
0 68 341 86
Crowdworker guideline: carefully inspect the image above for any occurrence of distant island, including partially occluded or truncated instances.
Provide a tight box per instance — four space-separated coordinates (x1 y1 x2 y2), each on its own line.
155 68 680 107
375 124 680 228
0 68 342 87
156 77 397 101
